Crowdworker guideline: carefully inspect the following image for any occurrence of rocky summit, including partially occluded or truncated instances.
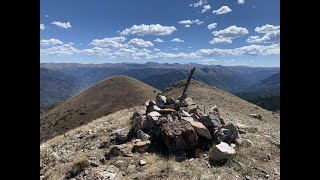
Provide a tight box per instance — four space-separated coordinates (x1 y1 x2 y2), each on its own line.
40 78 280 180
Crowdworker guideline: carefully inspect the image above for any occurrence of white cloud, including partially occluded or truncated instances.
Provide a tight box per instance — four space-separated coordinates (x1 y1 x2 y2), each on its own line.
190 0 206 7
82 47 112 56
70 43 279 60
247 24 280 43
154 38 164 43
209 37 232 44
195 19 204 25
247 30 280 43
45 15 49 18
171 38 184 43
40 38 63 46
202 5 211 13
178 19 203 25
196 44 280 56
40 24 45 30
51 21 72 29
199 59 220 65
127 38 154 47
213 25 248 38
237 0 245 4
120 24 177 36
152 52 199 59
91 37 126 48
178 19 203 28
211 25 248 44
255 24 280 33
178 20 193 24
212 6 232 15
40 44 79 56
208 23 217 30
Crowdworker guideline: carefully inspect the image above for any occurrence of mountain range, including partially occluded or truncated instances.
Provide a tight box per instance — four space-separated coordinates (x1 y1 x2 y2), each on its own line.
40 62 279 110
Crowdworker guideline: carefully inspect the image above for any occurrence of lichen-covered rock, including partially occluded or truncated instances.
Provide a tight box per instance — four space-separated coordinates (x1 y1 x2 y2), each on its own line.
160 120 198 152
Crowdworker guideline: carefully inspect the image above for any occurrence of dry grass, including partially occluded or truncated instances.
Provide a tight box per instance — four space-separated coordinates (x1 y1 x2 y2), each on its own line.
40 75 160 143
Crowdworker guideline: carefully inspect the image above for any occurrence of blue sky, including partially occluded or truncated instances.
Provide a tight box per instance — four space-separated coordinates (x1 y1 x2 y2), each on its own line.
40 0 280 67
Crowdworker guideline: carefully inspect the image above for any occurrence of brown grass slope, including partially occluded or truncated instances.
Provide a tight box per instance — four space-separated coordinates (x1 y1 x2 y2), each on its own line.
40 79 279 180
40 75 160 143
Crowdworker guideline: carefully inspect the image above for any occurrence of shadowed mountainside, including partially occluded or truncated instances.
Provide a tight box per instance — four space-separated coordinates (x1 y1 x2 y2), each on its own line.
40 75 160 143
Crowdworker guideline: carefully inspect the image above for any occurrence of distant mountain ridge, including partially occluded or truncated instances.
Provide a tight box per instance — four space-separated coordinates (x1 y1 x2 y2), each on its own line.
40 62 279 109
236 72 280 111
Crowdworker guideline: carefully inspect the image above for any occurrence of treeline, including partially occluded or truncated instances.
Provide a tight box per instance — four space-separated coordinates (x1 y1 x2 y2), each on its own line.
245 95 280 112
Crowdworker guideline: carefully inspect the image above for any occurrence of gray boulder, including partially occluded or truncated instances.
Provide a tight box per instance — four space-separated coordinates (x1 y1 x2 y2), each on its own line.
214 123 239 144
156 95 167 108
113 128 129 142
199 114 222 128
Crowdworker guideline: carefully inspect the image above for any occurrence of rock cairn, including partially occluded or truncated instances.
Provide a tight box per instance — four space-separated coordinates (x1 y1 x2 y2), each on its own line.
126 93 244 163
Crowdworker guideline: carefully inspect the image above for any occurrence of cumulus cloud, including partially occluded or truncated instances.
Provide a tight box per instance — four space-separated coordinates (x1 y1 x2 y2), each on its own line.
127 38 154 47
212 6 232 15
247 24 280 43
255 24 280 33
51 21 71 29
171 38 184 43
211 25 248 44
207 23 217 30
209 37 232 44
201 5 211 13
213 25 248 38
196 44 280 56
40 44 79 55
154 38 164 43
185 25 191 28
91 37 126 48
40 38 64 46
120 24 177 36
69 43 279 60
40 24 45 30
237 0 245 4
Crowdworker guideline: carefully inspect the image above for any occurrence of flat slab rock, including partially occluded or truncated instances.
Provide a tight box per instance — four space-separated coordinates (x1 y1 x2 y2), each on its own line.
160 120 198 152
190 121 213 139
209 142 236 162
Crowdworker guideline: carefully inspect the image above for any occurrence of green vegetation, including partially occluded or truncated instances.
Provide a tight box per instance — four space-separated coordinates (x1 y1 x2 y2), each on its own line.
244 95 280 112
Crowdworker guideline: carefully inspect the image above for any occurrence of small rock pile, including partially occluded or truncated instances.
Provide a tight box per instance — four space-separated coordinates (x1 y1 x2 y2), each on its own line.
107 94 250 164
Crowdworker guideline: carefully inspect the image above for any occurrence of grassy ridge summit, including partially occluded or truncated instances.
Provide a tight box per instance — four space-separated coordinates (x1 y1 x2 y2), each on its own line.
40 62 279 109
40 75 160 143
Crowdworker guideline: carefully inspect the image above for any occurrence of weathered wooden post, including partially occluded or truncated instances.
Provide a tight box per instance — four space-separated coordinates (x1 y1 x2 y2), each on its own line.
180 67 196 101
